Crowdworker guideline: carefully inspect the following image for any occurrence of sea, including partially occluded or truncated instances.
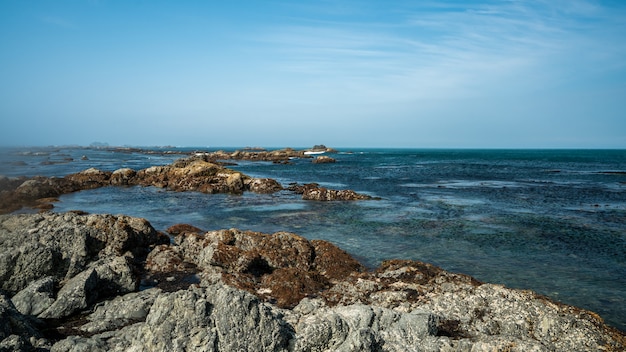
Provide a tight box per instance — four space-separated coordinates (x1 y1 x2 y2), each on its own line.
1 146 625 331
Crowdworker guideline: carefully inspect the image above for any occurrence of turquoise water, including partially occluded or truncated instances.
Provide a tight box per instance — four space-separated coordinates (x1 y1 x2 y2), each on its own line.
2 147 625 331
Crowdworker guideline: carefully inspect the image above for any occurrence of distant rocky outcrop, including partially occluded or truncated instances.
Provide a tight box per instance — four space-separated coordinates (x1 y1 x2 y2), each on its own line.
309 144 337 153
190 146 339 164
0 212 624 351
312 155 336 164
198 147 311 163
1 155 373 214
288 182 375 201
0 159 275 214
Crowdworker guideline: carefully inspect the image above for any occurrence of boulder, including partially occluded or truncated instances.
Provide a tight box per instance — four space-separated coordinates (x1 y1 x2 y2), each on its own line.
94 283 292 352
14 177 60 199
38 267 99 319
312 155 336 164
38 256 137 320
65 168 111 190
0 293 50 351
166 223 204 236
0 213 168 295
245 178 283 193
11 276 56 316
290 301 438 351
79 288 161 335
225 172 244 193
109 168 136 186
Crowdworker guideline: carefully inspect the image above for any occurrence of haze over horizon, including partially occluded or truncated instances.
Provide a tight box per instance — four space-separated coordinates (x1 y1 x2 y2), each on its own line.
1 1 625 149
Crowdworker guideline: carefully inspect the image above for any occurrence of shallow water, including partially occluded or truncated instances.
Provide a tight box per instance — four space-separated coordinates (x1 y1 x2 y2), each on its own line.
2 147 625 331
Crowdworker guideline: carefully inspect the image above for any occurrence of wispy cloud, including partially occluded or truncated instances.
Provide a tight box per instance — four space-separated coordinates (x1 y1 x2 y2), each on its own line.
254 0 626 102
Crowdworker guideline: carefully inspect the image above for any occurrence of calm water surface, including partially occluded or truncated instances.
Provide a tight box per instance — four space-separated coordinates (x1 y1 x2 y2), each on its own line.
2 147 625 331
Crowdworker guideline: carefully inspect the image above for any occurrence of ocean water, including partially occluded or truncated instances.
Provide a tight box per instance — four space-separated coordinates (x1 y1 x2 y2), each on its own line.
2 147 625 331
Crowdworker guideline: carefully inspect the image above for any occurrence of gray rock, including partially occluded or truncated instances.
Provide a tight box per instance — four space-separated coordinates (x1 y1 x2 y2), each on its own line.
0 212 167 295
0 293 50 351
117 283 291 352
291 302 439 352
38 268 98 319
11 276 55 316
39 256 138 320
79 288 160 335
50 336 107 352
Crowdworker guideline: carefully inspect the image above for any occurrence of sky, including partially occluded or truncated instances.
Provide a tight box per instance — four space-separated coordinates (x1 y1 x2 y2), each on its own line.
1 0 625 148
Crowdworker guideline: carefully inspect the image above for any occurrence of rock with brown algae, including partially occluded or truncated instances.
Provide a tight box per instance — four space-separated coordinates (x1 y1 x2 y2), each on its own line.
0 213 624 351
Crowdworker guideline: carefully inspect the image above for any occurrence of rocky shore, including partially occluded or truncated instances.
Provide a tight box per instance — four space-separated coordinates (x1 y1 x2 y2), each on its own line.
0 152 370 215
1 212 624 351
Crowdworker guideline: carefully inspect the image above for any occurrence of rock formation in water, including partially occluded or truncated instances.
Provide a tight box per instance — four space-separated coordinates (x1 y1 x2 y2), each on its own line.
0 212 624 351
312 155 337 164
1 153 374 214
287 182 375 201
199 147 311 163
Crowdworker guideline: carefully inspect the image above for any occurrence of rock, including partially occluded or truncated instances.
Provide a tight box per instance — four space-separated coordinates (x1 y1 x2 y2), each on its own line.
311 240 364 281
225 172 244 193
0 213 168 295
312 155 336 164
175 229 365 308
0 293 50 351
0 176 26 193
291 302 438 351
50 336 107 352
15 178 59 199
135 159 267 195
109 168 136 186
11 276 56 316
145 244 186 272
245 178 283 193
166 223 204 236
79 288 161 335
105 283 291 351
65 168 112 190
38 267 99 319
288 183 374 201
38 256 138 320
303 188 372 201
0 157 288 215
200 147 310 163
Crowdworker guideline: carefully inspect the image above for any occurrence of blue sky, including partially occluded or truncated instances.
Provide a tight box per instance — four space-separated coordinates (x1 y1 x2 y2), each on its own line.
1 0 625 148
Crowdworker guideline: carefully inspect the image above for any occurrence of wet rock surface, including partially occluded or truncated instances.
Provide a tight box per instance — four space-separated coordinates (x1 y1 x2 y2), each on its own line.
200 147 311 163
0 213 624 351
288 182 375 201
312 155 337 164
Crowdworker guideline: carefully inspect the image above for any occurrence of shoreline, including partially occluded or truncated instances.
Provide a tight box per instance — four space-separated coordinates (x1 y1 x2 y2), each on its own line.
1 211 624 351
